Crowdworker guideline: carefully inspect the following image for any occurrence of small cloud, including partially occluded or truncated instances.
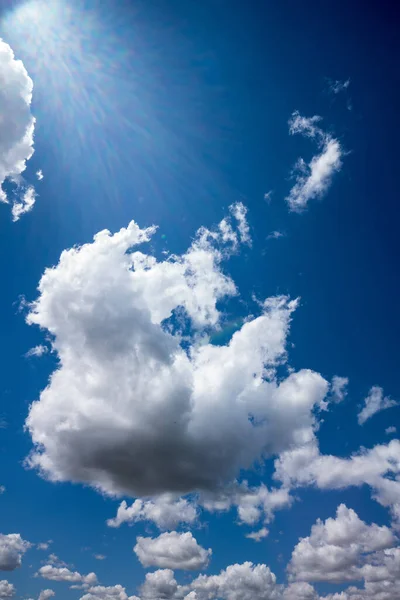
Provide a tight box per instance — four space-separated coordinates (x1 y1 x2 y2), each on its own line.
267 231 285 240
328 78 350 94
11 186 36 222
385 426 396 435
263 191 273 203
37 542 52 551
245 527 269 542
93 554 106 560
286 111 342 212
25 345 48 358
36 170 44 181
330 376 349 403
0 485 5 494
358 386 398 425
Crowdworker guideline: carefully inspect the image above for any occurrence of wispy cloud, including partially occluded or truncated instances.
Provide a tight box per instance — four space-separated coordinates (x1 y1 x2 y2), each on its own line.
286 111 343 212
267 231 285 240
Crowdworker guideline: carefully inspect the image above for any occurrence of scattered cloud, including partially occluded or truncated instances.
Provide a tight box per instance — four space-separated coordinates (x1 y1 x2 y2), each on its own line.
288 504 396 583
0 487 5 495
38 590 55 600
0 39 36 218
107 496 197 530
25 209 328 498
358 386 398 425
134 532 211 571
0 534 31 571
11 186 36 222
267 231 285 240
328 78 350 95
37 565 97 586
286 111 342 212
0 581 14 599
25 345 48 359
263 191 273 203
36 170 44 181
93 555 106 561
386 426 396 435
274 438 400 529
245 528 269 542
37 542 52 551
330 376 349 403
80 584 139 600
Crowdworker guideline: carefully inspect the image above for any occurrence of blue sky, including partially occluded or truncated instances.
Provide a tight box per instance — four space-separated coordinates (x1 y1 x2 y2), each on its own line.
0 1 399 600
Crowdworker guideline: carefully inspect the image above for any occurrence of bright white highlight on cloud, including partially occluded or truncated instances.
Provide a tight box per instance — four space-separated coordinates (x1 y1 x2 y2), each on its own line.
0 39 36 218
0 534 31 571
274 438 400 530
81 584 139 600
134 532 211 571
0 582 14 599
107 497 197 530
288 504 396 583
358 386 398 425
11 186 36 222
25 207 328 498
25 345 48 358
38 590 55 600
37 565 97 586
286 111 342 212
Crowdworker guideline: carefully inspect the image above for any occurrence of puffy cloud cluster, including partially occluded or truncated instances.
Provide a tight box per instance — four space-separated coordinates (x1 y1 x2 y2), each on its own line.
25 208 328 498
0 581 14 599
274 438 400 529
286 111 342 211
288 504 396 583
0 39 36 218
134 532 211 571
330 376 349 404
358 386 398 425
81 585 139 600
0 533 31 571
107 496 197 530
37 565 97 586
38 590 55 600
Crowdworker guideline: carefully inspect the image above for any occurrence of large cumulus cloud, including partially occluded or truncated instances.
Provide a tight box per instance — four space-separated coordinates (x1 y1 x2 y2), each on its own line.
25 207 328 497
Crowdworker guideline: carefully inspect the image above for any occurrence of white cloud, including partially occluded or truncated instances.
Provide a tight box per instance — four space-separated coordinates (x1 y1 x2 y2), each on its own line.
139 569 178 600
37 566 97 586
0 487 5 495
93 555 106 561
38 590 55 600
11 186 36 222
36 170 44 181
0 39 36 218
283 582 318 600
245 528 269 542
288 504 396 583
25 345 48 358
385 426 396 435
358 386 398 425
267 231 285 240
0 582 14 599
264 191 273 203
0 534 31 571
286 111 342 212
190 562 279 600
274 438 400 529
134 532 211 571
229 202 251 246
81 584 139 600
330 376 349 403
25 209 328 497
328 79 350 95
107 496 197 530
